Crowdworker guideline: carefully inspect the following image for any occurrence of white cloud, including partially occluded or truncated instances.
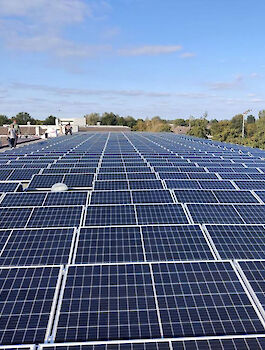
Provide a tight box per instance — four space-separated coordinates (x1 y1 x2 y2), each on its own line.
180 52 196 58
118 45 182 56
208 75 244 90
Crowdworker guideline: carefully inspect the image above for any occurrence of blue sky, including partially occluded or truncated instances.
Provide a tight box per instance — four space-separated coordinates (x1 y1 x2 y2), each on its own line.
0 0 265 120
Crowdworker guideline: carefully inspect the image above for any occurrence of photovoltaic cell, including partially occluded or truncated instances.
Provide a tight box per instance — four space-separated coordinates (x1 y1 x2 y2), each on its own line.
0 228 75 266
8 169 40 181
142 225 214 261
136 204 189 225
55 264 161 342
187 204 244 224
129 180 164 190
27 206 83 228
63 174 94 188
132 190 174 204
0 208 32 229
0 182 22 192
0 193 46 207
40 343 170 350
235 180 265 190
198 180 235 190
152 261 264 338
85 205 137 226
174 190 218 203
0 266 61 345
254 191 265 203
172 336 265 350
75 226 144 263
0 230 12 252
90 191 132 205
28 175 64 189
94 181 129 191
43 192 88 206
205 225 265 259
234 205 265 224
213 190 258 204
165 180 201 190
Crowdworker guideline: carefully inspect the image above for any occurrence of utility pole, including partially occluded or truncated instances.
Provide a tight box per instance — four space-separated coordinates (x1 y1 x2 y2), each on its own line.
242 109 252 138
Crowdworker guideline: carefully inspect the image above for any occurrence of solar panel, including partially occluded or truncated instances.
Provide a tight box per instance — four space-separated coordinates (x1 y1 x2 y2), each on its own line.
152 261 265 337
54 264 161 342
0 230 12 252
0 182 22 192
40 342 170 350
132 190 174 204
238 260 265 317
27 206 83 228
188 172 218 179
172 336 265 349
129 180 164 190
213 190 258 203
0 193 46 207
198 180 235 190
219 173 250 180
85 205 137 226
0 266 62 345
90 191 132 205
63 174 94 188
165 180 201 189
142 225 214 261
74 226 144 263
0 208 32 228
0 170 13 181
94 181 129 191
8 169 41 181
235 180 265 190
28 175 64 189
127 172 157 180
174 190 218 203
44 192 88 206
254 191 265 203
234 205 265 224
136 204 189 225
97 173 127 180
205 225 265 259
0 228 75 266
187 204 244 224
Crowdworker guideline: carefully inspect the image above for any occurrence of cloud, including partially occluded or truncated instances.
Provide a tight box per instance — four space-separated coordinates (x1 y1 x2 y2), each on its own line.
208 75 244 90
118 45 182 56
180 52 196 58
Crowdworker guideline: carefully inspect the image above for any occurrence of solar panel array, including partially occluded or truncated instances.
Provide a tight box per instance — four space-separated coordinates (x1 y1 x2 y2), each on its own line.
2 132 265 349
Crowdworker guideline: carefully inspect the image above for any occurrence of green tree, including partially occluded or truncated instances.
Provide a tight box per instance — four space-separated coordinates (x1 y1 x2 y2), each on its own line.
173 118 187 126
101 112 118 125
43 115 56 125
0 115 10 126
14 112 33 125
124 116 136 128
247 115 255 124
85 113 100 125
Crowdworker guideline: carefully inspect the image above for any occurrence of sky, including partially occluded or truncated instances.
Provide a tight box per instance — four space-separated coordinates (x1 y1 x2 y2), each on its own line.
0 0 265 120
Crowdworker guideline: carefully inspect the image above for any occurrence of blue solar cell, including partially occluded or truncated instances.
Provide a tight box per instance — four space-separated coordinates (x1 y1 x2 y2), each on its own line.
174 190 218 203
198 180 235 190
90 191 131 205
152 261 265 338
219 173 251 180
0 208 32 228
0 228 75 266
75 226 144 263
0 229 12 253
44 192 88 206
235 180 265 190
127 173 157 180
40 343 170 350
206 224 265 259
213 190 258 203
0 192 46 207
0 182 22 192
158 173 189 180
165 180 201 189
8 169 41 181
136 204 188 225
94 181 129 191
132 190 174 204
187 204 244 224
64 174 94 188
0 266 61 345
54 264 161 342
85 205 137 226
234 205 265 224
255 191 265 202
97 173 127 180
27 206 83 228
28 175 64 189
129 180 164 190
0 170 13 181
142 225 214 261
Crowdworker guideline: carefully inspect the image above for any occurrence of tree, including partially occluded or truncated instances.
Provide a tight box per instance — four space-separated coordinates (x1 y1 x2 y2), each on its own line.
85 113 100 125
0 115 10 126
231 114 243 133
125 116 136 128
43 115 56 125
14 112 33 125
173 118 187 126
247 115 255 124
101 112 118 125
258 110 265 119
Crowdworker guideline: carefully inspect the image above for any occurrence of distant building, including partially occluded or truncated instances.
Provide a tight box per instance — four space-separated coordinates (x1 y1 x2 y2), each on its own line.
172 126 190 134
56 117 86 127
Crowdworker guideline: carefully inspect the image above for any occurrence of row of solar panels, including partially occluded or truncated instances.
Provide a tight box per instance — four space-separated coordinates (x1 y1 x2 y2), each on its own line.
3 260 265 345
3 336 265 350
3 224 265 267
1 189 265 206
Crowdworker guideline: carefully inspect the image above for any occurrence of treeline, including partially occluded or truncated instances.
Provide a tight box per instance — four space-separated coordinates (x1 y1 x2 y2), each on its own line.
183 110 265 149
85 112 171 132
0 112 56 125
